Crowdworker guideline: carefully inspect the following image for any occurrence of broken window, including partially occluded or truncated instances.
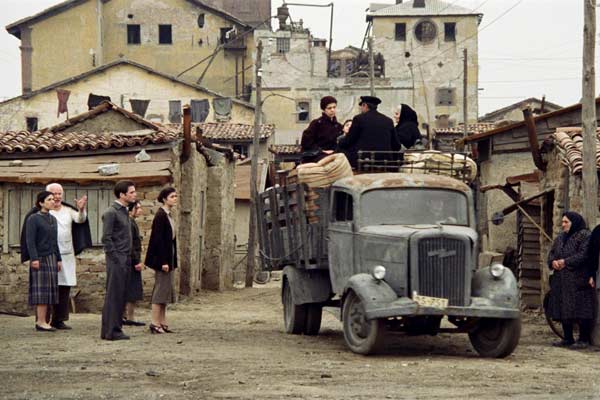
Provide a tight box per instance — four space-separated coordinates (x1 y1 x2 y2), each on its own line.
395 23 406 41
333 191 353 222
220 27 233 44
296 100 310 123
159 25 172 44
444 22 456 42
414 20 437 43
25 117 38 132
127 24 141 44
436 88 456 106
169 100 182 123
277 38 290 53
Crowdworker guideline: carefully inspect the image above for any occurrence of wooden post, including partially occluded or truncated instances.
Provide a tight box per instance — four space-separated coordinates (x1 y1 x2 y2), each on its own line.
246 41 263 288
368 36 375 97
463 48 468 138
582 0 600 345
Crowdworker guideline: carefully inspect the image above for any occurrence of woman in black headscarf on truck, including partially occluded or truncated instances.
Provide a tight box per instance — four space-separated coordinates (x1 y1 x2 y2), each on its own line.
393 104 422 150
547 211 594 349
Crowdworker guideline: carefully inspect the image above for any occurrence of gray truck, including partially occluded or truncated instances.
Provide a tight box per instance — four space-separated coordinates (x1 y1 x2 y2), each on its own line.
257 161 521 357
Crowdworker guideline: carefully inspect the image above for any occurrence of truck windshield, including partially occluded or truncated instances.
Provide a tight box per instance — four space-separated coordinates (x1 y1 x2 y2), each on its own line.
361 189 469 226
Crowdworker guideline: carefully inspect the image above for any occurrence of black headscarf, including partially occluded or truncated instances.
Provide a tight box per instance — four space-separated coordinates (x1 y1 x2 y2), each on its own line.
399 104 418 125
563 211 586 238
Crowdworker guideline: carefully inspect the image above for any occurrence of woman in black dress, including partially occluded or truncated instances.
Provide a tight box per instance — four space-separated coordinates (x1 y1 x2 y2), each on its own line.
145 187 178 334
547 211 594 348
26 191 62 332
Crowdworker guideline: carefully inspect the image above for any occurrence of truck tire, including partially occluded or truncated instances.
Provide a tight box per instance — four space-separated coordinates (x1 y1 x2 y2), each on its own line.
468 317 521 358
283 279 306 334
304 304 322 336
342 291 386 355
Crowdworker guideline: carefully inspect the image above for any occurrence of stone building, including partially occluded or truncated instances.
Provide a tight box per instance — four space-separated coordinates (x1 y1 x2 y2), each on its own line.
0 102 236 314
480 97 562 124
255 0 482 144
0 60 255 132
6 0 262 98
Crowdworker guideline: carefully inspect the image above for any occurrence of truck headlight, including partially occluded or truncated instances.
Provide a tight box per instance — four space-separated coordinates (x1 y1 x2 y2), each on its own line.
372 265 386 281
490 263 506 279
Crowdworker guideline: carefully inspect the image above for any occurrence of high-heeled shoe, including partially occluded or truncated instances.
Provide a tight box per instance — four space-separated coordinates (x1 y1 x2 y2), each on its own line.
161 324 174 333
35 324 56 332
149 324 164 334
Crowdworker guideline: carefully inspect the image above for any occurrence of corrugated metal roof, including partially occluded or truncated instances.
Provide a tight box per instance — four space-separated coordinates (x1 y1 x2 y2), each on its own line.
368 0 479 17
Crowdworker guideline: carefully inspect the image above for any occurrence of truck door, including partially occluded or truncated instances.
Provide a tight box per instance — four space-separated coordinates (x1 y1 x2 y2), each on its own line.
328 190 355 294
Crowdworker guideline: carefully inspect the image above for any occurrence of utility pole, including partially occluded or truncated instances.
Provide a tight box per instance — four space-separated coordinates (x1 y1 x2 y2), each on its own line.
582 0 600 345
246 41 263 288
463 48 468 138
368 36 375 96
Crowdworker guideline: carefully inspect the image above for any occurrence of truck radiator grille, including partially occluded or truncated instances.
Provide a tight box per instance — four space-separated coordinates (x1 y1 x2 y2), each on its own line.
417 238 467 306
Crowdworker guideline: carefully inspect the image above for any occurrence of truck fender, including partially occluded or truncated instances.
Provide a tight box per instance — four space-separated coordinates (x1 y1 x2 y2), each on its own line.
282 266 332 305
472 265 520 310
342 273 398 321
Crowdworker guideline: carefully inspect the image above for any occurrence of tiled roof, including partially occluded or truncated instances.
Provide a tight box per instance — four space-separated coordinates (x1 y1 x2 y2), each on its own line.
368 0 479 17
552 127 600 175
0 129 178 155
435 123 497 136
168 123 274 142
479 97 562 123
269 144 301 155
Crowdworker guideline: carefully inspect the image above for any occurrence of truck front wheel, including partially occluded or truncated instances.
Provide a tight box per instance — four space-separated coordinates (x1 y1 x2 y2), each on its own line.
283 279 306 334
468 318 521 358
342 291 386 355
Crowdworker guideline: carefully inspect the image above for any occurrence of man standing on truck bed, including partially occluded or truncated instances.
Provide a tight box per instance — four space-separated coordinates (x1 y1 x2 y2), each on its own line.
338 96 398 169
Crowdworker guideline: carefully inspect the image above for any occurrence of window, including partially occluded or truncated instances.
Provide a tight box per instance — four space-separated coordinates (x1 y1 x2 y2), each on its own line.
233 144 249 159
296 100 310 122
5 185 115 249
220 27 232 44
159 24 172 44
333 191 353 222
25 117 38 132
436 88 456 106
198 14 205 28
414 20 437 43
395 23 406 41
169 100 182 123
127 24 141 44
444 22 456 42
276 38 290 54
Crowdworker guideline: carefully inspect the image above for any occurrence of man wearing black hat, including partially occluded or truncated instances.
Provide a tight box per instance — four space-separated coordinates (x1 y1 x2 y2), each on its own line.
300 96 342 163
338 96 399 168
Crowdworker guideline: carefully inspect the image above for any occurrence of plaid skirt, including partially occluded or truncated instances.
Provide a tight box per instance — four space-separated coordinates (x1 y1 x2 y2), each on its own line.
28 254 59 306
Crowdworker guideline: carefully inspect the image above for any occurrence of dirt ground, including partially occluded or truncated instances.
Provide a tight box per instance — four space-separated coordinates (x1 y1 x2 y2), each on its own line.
1 280 600 400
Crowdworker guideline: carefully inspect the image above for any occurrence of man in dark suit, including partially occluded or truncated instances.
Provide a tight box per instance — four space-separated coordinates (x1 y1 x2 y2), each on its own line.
338 96 399 169
100 180 136 341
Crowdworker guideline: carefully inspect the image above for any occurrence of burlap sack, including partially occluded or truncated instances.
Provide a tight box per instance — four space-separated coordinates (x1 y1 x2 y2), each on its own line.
296 153 353 188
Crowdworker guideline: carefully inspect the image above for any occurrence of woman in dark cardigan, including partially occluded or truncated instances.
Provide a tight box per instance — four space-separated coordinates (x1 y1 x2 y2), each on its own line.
26 191 63 332
547 211 594 348
145 187 178 334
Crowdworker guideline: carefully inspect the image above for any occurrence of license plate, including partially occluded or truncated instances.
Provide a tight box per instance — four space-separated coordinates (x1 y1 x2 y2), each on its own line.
413 292 448 308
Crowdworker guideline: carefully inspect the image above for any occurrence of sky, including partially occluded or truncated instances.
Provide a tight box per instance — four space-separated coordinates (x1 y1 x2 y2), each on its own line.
0 0 597 116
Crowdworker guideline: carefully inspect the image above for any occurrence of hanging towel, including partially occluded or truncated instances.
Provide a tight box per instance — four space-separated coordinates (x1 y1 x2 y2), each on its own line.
129 99 150 117
169 100 182 123
213 97 232 117
88 93 111 110
56 89 71 117
190 99 210 122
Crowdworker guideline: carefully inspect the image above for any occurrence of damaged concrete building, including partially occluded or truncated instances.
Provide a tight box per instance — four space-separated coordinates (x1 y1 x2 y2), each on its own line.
256 0 482 144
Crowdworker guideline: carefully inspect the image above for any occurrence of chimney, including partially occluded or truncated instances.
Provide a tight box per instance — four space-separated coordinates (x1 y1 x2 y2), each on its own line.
414 0 425 7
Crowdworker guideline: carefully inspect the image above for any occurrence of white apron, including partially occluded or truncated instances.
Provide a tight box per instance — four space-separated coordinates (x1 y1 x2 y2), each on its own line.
50 206 86 287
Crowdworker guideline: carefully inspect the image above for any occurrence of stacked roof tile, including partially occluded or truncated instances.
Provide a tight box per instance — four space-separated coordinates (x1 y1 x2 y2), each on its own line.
269 144 301 155
552 127 600 174
434 123 497 136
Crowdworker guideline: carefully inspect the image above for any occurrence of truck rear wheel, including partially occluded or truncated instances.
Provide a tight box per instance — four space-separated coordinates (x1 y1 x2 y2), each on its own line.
342 291 386 355
283 279 307 334
304 304 322 336
468 317 521 358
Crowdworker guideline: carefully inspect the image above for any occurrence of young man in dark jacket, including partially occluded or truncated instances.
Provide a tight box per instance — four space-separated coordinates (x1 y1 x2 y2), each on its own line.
300 96 342 163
